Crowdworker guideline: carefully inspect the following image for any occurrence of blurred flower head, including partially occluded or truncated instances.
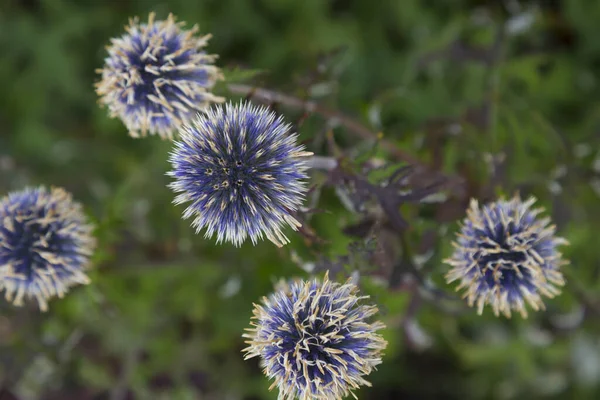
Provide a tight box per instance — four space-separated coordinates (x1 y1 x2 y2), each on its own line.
242 272 387 400
96 12 223 139
168 101 312 247
445 195 569 318
0 187 96 311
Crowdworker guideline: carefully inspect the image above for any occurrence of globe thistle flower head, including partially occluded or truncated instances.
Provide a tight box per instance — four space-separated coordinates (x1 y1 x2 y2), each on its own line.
0 187 96 311
96 12 224 139
243 272 387 400
168 102 313 247
444 195 569 318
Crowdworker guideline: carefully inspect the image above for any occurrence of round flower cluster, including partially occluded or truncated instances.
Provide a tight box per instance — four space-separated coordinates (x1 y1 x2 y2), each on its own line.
444 195 569 318
0 187 96 311
96 12 223 139
243 272 387 400
168 102 312 247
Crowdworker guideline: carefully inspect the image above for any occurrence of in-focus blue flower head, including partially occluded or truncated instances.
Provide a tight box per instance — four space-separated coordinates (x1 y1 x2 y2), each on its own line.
242 272 387 400
96 12 223 139
0 187 96 311
168 101 313 247
445 195 569 318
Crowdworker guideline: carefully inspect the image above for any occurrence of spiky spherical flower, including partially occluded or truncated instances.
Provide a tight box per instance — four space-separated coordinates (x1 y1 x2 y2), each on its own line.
242 272 387 400
0 187 96 311
168 102 313 247
96 12 224 139
444 195 569 318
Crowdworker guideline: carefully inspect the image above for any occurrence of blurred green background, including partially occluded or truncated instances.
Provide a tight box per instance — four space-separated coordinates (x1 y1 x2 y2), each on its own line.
1 0 600 399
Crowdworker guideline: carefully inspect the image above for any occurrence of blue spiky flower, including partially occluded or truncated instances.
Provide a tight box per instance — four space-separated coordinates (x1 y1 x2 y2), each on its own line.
242 272 387 400
168 101 313 247
444 195 569 318
0 187 96 311
96 12 223 139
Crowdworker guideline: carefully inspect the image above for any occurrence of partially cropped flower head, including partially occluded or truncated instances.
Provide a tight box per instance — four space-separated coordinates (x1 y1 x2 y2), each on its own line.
243 272 387 400
96 12 223 139
444 195 569 318
168 101 313 247
0 187 96 311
